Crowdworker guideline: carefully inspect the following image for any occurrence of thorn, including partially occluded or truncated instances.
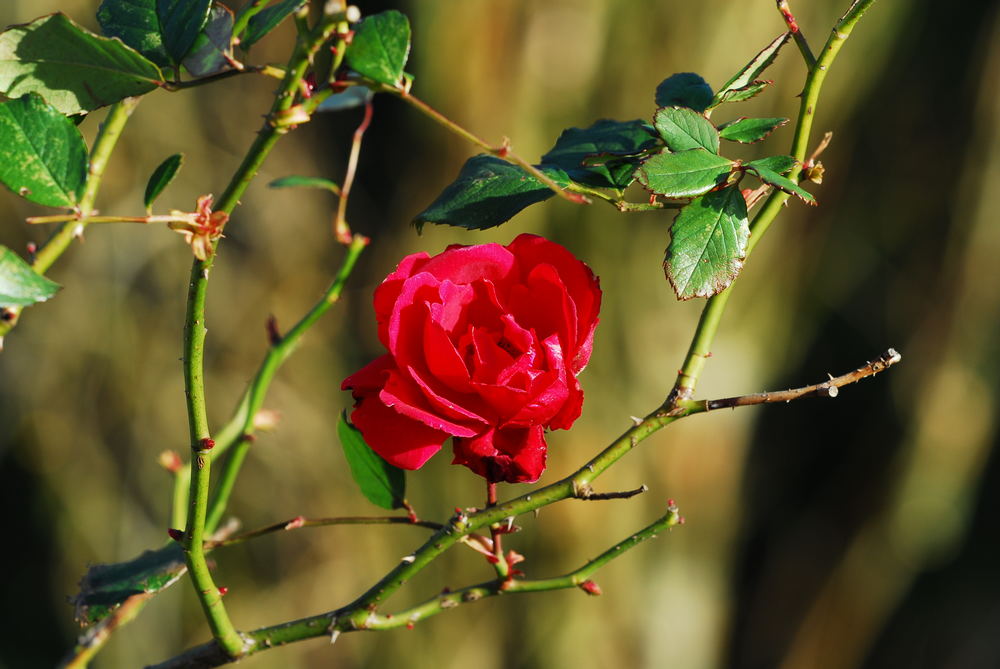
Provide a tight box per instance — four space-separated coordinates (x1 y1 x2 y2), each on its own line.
167 528 184 542
26 241 37 263
218 586 229 596
629 415 643 425
401 554 415 564
329 629 341 645
579 580 603 596
198 437 215 451
405 622 415 630
284 515 306 530
266 314 282 346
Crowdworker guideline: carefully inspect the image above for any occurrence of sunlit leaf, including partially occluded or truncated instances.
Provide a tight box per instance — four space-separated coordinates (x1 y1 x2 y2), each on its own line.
713 80 771 105
749 154 796 175
718 117 788 144
665 186 749 299
653 107 719 153
746 159 816 204
0 13 163 115
654 72 713 112
0 245 61 308
344 10 410 87
268 175 340 193
338 411 405 510
540 119 659 190
144 153 183 209
712 32 789 107
636 148 734 198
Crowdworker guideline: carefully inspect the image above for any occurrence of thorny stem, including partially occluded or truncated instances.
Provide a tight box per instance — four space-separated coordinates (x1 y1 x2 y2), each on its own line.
777 0 817 67
209 514 444 549
0 98 139 342
670 0 878 403
485 481 508 579
333 101 373 243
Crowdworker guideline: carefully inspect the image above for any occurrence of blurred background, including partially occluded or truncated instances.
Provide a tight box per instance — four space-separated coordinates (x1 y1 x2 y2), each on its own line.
1 0 999 667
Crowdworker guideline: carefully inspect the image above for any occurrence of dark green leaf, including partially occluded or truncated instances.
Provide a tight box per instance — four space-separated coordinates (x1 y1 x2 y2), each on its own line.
181 3 234 77
243 0 304 48
344 10 411 87
749 155 796 175
316 86 373 112
0 14 163 115
338 411 405 510
97 0 172 66
540 119 659 190
72 544 186 624
654 73 713 112
653 107 719 153
746 160 816 204
414 155 568 231
0 245 61 308
268 175 340 192
157 0 212 62
718 117 788 144
0 94 88 208
665 186 749 300
636 148 734 198
712 32 789 106
144 153 183 209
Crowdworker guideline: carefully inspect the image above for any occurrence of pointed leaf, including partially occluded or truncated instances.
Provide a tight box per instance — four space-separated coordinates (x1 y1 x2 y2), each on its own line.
344 10 411 87
144 153 183 209
636 148 734 198
414 155 569 231
653 107 719 153
0 14 163 115
750 155 796 175
243 0 305 48
746 160 816 204
718 117 788 144
157 0 212 62
268 175 340 192
73 544 186 624
0 246 61 308
654 73 713 112
181 3 234 77
665 186 749 300
0 94 88 208
316 86 373 112
338 412 405 510
540 119 659 190
97 0 172 67
712 32 789 106
713 80 771 106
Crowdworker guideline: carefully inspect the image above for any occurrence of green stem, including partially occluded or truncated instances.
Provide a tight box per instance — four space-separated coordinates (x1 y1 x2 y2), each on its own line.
670 0 877 402
203 235 368 533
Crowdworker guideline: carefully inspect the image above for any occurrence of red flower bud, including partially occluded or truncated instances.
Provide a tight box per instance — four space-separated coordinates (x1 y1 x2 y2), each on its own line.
579 580 602 596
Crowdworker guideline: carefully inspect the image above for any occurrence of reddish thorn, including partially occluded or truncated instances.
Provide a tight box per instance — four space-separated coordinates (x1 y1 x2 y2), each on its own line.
678 516 686 525
167 528 184 542
329 45 339 55
667 498 675 507
406 622 415 630
285 515 306 530
26 241 37 253
386 613 393 619
485 554 500 565
496 146 510 158
266 314 282 346
567 192 589 205
440 586 451 594
218 586 229 596
579 580 603 596
304 73 317 95
454 507 463 515
199 438 215 451
649 194 657 205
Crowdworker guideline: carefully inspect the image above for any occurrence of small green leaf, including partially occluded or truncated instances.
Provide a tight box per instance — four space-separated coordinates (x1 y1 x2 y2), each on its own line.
344 10 411 87
97 0 172 67
653 107 719 153
712 32 789 107
414 155 569 231
665 186 749 300
0 94 88 208
268 175 340 193
0 14 164 115
181 3 234 77
540 119 659 190
750 155 796 175
713 80 771 105
72 544 186 625
243 0 305 48
338 412 405 510
0 246 60 308
316 86 373 112
654 73 713 112
157 0 213 62
144 153 183 209
746 160 816 204
718 117 788 144
636 148 734 198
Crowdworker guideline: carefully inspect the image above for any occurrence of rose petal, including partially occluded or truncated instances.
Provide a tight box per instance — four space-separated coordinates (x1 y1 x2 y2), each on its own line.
374 253 431 347
405 363 489 426
380 370 479 437
420 243 516 285
452 424 547 483
350 394 448 470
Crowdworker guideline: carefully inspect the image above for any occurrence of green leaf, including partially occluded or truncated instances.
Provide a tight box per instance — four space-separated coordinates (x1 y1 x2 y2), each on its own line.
0 13 163 115
654 73 713 112
97 0 172 67
713 80 771 105
316 86 373 112
157 0 213 63
144 153 183 209
712 32 789 106
653 107 719 153
636 148 734 198
750 155 796 175
0 245 60 308
344 10 411 87
540 119 659 190
338 412 405 510
72 544 186 625
181 3 234 77
0 94 88 208
414 155 568 231
746 160 816 204
268 175 340 192
718 117 788 144
665 186 749 300
243 0 305 48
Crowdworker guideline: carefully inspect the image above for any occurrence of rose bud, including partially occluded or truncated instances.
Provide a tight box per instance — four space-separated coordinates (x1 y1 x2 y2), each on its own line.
342 234 601 483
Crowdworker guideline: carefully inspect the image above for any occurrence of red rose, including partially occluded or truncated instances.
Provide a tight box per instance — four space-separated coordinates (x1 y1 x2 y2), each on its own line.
342 234 601 483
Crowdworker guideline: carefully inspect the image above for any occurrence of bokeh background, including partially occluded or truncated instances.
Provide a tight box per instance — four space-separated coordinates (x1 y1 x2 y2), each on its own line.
2 0 999 667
